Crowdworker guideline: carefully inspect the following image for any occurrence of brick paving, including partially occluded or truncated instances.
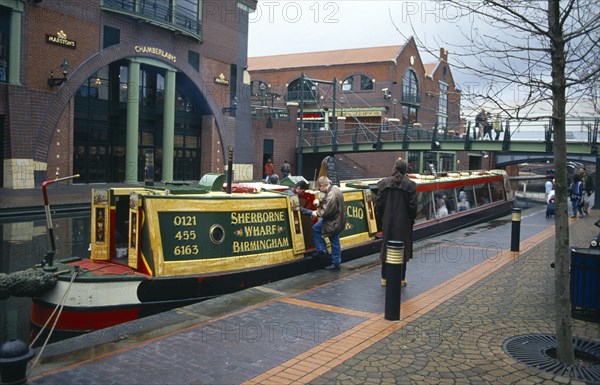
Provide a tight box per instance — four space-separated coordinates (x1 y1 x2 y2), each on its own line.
15 194 600 385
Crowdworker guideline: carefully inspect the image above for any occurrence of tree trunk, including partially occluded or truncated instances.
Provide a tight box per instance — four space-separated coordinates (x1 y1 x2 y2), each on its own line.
549 0 575 364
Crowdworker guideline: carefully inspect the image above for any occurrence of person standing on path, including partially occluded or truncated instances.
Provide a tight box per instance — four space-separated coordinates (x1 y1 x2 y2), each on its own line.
264 159 274 182
311 176 346 270
375 158 418 287
281 160 291 178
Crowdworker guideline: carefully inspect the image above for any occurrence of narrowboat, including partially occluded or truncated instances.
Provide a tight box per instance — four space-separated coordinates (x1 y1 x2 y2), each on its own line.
31 169 513 336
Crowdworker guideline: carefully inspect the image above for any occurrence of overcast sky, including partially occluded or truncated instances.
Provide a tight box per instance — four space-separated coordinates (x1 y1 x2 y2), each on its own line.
248 1 463 61
247 1 481 111
246 1 596 120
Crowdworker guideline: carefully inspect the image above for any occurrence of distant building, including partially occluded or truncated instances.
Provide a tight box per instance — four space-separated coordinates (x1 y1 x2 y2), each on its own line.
0 0 257 188
248 37 462 178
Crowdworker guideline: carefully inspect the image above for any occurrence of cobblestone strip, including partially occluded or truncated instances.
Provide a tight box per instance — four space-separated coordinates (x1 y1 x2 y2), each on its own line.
243 225 557 384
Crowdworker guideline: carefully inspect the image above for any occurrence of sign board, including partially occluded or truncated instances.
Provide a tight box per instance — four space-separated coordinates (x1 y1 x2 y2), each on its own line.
318 156 340 186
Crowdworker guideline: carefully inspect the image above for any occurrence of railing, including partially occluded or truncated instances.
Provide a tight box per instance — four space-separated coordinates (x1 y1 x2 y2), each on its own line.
102 0 201 38
297 117 599 152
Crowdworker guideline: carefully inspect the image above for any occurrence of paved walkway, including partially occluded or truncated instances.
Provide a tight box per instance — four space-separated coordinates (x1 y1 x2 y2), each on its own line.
23 207 600 385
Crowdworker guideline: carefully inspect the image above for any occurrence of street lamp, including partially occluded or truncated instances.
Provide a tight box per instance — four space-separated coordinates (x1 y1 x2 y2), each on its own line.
392 98 397 118
47 59 69 87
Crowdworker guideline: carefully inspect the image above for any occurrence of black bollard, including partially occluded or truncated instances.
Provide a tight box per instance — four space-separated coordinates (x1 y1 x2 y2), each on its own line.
510 208 522 252
0 339 36 385
384 240 404 321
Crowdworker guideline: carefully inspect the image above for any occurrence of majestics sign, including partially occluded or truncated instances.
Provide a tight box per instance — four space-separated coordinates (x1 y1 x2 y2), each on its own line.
46 31 76 49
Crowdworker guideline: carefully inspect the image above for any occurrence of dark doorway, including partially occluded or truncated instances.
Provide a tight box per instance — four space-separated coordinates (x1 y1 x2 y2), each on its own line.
263 139 274 179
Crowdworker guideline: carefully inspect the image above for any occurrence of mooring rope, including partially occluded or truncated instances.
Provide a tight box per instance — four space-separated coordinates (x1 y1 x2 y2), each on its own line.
28 267 79 374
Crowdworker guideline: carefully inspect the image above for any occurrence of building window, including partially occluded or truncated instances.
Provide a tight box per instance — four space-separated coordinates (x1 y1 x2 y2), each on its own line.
360 75 373 90
287 78 317 102
103 26 120 48
103 0 201 37
188 50 200 72
402 69 419 105
403 105 418 126
0 7 9 83
438 82 448 130
341 76 353 91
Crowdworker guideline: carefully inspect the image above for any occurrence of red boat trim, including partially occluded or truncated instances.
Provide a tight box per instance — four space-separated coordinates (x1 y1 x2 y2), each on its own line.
31 300 141 332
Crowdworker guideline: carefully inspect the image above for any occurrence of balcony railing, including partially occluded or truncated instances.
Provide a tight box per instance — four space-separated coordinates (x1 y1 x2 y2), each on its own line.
102 0 201 39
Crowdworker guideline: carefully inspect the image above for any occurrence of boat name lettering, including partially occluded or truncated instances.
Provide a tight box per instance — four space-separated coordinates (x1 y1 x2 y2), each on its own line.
243 225 277 237
230 211 285 225
173 215 197 226
346 205 364 220
233 238 290 253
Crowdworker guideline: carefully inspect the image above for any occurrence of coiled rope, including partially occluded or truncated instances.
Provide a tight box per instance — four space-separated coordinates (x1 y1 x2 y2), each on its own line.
0 269 58 300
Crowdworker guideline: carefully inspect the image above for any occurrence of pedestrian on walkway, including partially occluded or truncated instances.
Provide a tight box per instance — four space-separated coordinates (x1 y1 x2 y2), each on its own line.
493 113 503 141
264 159 274 182
569 174 584 218
281 160 291 178
579 167 594 215
311 176 345 270
375 158 417 287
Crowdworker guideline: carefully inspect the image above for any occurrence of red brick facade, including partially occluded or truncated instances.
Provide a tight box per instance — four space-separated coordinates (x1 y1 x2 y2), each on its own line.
0 0 257 188
248 38 463 180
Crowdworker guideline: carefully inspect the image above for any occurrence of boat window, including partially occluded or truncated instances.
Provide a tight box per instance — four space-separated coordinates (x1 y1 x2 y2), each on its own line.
437 188 456 215
457 187 474 212
490 180 504 202
474 183 491 206
416 191 435 224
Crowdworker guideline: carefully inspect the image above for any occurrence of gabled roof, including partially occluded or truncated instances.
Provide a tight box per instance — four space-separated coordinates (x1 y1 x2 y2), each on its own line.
424 62 438 78
248 45 404 71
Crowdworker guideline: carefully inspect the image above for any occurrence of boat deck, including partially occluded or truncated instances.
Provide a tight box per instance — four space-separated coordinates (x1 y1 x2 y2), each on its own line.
28 207 600 385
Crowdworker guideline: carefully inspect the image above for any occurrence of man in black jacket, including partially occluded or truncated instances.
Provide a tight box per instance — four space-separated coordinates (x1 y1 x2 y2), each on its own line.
375 158 418 287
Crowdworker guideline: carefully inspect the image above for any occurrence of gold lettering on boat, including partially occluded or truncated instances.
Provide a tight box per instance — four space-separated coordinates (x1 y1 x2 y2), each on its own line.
230 211 285 225
346 205 364 220
232 238 290 253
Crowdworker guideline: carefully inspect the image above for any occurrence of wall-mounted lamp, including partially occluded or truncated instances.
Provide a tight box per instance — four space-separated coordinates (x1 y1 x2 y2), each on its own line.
48 59 69 87
222 96 238 115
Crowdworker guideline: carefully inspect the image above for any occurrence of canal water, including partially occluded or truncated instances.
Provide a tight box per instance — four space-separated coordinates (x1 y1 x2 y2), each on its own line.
1 214 90 344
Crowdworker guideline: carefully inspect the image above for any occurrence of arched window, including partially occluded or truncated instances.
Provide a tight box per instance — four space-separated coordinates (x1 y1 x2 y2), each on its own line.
402 69 419 105
287 78 317 101
402 69 420 125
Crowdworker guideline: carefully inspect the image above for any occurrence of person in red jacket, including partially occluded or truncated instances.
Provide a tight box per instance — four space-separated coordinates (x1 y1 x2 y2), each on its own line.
264 159 274 182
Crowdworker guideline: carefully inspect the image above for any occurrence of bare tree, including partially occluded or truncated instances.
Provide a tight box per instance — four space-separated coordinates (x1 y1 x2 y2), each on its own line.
394 0 600 363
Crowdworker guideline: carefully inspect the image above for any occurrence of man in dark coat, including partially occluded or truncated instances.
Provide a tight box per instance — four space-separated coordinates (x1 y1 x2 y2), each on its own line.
311 176 346 270
375 158 418 287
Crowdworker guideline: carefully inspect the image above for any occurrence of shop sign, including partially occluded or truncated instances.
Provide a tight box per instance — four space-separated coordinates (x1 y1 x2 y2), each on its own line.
214 73 229 86
134 46 177 63
46 31 76 49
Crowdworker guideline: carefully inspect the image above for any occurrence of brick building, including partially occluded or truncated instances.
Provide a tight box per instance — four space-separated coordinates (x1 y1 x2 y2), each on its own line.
248 37 464 179
0 0 257 189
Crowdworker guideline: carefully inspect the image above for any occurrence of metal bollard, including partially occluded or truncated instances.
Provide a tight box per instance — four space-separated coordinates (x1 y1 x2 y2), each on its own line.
384 240 404 321
511 208 522 252
0 339 36 385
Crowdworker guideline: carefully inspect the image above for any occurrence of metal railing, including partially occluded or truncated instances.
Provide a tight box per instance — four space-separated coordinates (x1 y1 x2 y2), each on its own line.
102 0 201 37
297 117 600 153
